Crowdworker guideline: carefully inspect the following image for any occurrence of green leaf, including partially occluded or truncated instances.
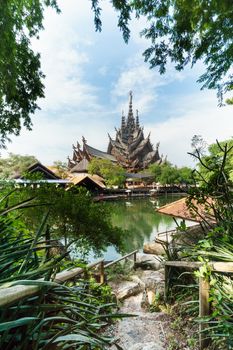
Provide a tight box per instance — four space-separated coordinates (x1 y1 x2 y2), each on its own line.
0 317 38 332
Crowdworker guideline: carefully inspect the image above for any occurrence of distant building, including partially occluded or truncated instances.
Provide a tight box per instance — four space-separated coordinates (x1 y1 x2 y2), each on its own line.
68 91 163 172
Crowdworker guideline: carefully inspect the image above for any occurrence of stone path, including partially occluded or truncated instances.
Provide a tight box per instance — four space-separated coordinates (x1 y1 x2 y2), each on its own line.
108 270 167 350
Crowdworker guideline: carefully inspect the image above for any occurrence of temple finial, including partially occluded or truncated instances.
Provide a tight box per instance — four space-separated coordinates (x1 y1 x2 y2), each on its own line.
128 91 133 116
127 90 135 130
82 136 87 144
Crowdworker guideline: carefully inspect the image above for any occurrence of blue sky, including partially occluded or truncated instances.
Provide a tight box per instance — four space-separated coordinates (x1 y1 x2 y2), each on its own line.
2 0 233 167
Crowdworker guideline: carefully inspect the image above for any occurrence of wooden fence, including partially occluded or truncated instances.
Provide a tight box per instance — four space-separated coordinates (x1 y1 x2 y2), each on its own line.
0 250 138 308
165 261 233 349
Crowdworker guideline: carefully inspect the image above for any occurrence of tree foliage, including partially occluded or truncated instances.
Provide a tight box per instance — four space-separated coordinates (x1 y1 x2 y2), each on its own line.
0 0 60 146
92 0 233 102
88 158 126 188
7 185 125 256
193 138 233 186
148 162 194 185
0 153 38 179
52 161 69 179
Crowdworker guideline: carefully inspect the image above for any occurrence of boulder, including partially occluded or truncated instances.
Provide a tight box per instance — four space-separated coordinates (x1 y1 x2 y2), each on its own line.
138 270 164 304
138 270 164 290
115 275 145 300
135 253 163 270
143 241 166 255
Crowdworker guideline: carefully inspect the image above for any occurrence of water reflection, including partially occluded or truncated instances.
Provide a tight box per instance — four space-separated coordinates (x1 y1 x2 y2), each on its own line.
103 195 184 261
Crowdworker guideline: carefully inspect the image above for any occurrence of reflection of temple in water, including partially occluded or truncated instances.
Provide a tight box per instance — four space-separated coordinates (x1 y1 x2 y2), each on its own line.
68 92 163 173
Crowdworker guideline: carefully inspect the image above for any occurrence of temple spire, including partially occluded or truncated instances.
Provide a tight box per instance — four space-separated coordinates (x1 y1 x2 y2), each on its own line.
128 90 134 119
136 109 140 128
127 90 135 132
121 110 126 129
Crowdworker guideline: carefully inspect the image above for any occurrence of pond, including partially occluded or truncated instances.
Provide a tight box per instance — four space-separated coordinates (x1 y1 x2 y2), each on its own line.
99 194 189 261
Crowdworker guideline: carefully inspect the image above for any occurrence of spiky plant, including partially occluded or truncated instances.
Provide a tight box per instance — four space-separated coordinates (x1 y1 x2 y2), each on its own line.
0 192 123 349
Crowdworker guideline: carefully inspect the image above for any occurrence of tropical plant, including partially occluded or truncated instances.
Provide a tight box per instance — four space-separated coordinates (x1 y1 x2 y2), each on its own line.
0 193 123 349
185 141 233 348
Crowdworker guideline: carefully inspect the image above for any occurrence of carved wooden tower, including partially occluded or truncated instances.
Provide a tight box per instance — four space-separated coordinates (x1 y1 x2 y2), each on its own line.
107 91 161 171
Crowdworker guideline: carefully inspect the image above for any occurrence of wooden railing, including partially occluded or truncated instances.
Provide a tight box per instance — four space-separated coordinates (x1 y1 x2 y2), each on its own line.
0 259 104 308
164 261 233 350
105 250 138 269
0 250 138 308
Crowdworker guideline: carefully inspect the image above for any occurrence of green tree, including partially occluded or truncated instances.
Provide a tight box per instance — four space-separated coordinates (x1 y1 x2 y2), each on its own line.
177 166 194 185
52 160 69 179
194 138 233 186
0 0 59 146
88 158 126 188
92 0 233 102
0 153 38 179
7 185 125 256
159 164 180 185
148 163 162 182
149 162 194 185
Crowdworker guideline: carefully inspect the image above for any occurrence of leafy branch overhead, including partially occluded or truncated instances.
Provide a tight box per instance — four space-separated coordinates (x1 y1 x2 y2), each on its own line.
92 0 233 103
0 0 232 147
0 0 60 147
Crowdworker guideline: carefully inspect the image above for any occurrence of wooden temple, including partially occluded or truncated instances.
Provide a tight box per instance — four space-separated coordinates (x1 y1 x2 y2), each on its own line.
68 92 162 172
108 91 162 171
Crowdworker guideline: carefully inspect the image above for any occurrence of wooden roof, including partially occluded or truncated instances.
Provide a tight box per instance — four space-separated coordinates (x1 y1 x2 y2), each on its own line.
70 174 105 190
156 197 215 223
15 162 61 180
70 158 89 173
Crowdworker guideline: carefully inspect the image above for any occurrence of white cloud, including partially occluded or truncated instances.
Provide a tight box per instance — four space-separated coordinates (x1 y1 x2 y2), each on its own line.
145 92 233 167
32 0 101 113
111 52 186 121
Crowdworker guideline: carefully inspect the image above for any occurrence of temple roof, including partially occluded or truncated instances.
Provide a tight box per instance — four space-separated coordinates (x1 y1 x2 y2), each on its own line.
70 158 89 173
85 144 117 162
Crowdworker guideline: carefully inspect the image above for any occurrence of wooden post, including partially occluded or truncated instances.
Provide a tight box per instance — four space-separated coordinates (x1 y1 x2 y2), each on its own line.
199 275 210 349
133 251 137 269
100 261 105 284
164 265 169 302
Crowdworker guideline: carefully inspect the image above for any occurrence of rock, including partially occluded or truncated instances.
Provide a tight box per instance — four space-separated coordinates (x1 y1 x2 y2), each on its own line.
135 253 163 270
138 270 164 289
143 241 166 255
111 313 166 350
115 275 145 300
137 270 164 304
147 290 156 305
129 342 164 350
